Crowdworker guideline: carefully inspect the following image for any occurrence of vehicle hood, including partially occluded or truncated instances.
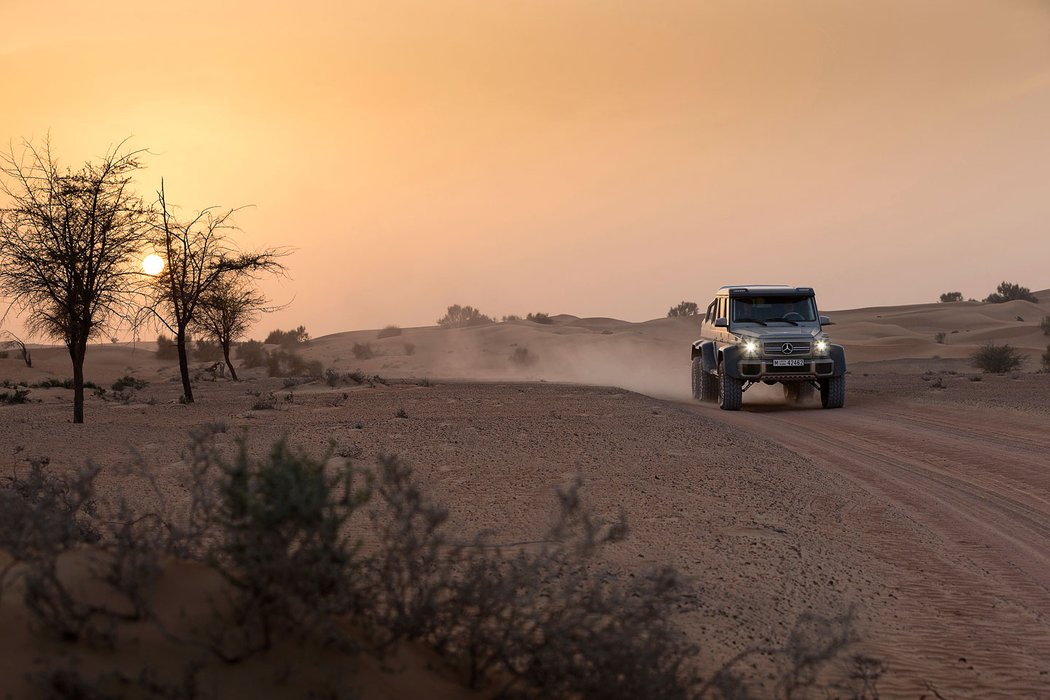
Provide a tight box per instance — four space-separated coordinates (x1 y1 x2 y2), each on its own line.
732 326 824 341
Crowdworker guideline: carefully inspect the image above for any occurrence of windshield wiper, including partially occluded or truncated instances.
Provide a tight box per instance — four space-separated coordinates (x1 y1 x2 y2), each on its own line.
767 317 800 326
734 317 767 326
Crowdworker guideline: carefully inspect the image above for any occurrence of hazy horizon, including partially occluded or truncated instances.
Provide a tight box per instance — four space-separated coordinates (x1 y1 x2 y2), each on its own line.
2 0 1049 340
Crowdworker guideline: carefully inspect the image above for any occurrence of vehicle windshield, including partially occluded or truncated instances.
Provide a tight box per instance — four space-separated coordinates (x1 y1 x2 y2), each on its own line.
731 295 817 324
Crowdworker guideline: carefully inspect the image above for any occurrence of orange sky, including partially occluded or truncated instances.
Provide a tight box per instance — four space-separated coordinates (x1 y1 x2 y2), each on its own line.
2 0 1049 337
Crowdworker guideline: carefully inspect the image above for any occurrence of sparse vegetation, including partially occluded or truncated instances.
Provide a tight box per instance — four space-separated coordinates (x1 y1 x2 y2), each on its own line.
29 378 100 390
1041 316 1050 336
510 346 536 366
939 291 963 303
971 342 1027 374
352 342 375 359
194 338 224 362
437 304 493 328
0 387 30 404
236 339 267 368
984 281 1038 304
156 334 179 360
501 314 522 322
404 342 416 356
111 375 147 392
934 331 946 344
377 325 402 338
265 325 310 347
1042 345 1050 372
0 432 875 698
526 312 554 324
667 301 700 317
197 276 282 381
265 349 323 378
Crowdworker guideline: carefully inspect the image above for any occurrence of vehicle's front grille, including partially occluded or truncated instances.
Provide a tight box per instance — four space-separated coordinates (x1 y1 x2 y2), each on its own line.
763 341 812 356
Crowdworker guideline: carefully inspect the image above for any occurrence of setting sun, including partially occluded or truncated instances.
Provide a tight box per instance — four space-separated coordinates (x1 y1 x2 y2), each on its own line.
142 253 164 276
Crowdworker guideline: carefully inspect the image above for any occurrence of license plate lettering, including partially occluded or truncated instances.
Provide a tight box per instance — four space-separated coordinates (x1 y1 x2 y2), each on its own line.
772 359 805 367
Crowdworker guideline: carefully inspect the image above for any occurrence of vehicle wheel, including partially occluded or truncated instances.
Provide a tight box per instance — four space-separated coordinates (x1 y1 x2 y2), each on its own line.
718 362 743 411
700 367 718 402
820 375 846 409
691 357 703 400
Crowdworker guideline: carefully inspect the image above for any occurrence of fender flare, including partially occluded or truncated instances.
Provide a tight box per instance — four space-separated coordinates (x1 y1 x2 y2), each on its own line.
719 344 743 379
829 344 847 377
691 341 717 371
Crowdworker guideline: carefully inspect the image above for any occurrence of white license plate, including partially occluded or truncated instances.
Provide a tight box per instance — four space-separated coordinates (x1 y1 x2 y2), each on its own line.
772 359 806 367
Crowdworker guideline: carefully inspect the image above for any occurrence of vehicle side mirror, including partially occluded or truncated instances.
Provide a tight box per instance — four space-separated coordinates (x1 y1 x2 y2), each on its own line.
714 318 729 328
819 315 833 326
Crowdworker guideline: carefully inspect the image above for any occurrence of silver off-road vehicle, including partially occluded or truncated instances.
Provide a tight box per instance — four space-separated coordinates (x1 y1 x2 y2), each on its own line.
691 285 846 410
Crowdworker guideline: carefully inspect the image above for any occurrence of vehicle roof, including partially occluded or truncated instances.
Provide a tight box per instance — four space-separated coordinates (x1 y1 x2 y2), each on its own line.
715 284 814 296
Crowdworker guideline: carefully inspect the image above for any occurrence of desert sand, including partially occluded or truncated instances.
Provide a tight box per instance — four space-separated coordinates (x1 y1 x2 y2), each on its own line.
2 292 1050 697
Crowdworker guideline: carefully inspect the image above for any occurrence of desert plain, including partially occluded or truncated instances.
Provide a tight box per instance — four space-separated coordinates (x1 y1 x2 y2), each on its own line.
2 293 1050 698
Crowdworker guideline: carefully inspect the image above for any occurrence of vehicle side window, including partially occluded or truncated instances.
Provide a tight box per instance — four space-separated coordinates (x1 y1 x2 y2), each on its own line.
705 300 716 322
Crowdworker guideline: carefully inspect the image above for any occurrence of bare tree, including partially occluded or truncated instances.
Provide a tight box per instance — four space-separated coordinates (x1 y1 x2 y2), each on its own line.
0 330 32 367
146 181 286 402
0 139 149 422
195 275 283 381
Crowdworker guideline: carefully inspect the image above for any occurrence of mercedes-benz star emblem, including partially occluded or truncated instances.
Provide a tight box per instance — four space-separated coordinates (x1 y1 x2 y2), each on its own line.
782 343 794 355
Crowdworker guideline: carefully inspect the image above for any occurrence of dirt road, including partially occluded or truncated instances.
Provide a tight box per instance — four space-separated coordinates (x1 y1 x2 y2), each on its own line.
688 386 1050 696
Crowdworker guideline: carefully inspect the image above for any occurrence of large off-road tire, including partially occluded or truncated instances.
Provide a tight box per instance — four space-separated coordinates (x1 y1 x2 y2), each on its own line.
783 381 815 404
692 357 718 402
820 374 846 409
718 362 743 411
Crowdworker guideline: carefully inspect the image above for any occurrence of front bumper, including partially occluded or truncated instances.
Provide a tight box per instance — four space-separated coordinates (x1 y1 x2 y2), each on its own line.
737 357 835 380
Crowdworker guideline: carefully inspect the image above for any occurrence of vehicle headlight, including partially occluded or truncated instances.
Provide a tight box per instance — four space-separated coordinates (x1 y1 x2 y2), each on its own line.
743 339 759 356
815 339 829 354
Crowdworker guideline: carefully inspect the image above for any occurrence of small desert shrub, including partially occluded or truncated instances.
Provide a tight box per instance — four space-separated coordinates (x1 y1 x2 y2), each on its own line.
264 325 310 347
526 312 554 324
933 332 946 344
29 378 100 390
403 342 416 356
352 342 375 360
971 342 1027 374
236 340 267 368
1041 316 1050 336
0 458 104 641
1042 345 1050 371
0 387 30 404
395 407 408 419
155 334 178 360
348 370 366 384
194 338 223 362
376 325 402 339
501 314 522 322
208 439 367 656
437 304 493 328
984 281 1038 303
252 393 278 410
111 375 147 392
510 346 535 366
667 301 699 317
939 291 963 303
266 350 323 378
